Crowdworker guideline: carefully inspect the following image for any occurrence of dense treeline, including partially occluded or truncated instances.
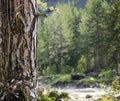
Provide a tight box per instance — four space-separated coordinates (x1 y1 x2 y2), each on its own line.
38 0 120 75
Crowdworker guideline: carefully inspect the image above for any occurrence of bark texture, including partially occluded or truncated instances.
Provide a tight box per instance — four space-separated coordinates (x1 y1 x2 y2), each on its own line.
0 0 38 101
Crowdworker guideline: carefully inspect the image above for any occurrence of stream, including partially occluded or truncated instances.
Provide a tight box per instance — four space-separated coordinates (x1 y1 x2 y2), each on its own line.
38 76 109 101
54 87 106 101
39 83 107 101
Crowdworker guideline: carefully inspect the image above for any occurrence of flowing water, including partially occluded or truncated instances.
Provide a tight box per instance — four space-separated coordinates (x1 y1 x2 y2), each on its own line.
54 87 107 101
38 76 108 101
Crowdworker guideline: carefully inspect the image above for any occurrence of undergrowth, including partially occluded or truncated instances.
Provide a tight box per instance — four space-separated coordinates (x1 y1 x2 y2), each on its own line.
38 90 69 101
98 77 120 101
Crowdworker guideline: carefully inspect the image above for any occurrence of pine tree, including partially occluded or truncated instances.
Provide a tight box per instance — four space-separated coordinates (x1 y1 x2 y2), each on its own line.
110 0 120 75
0 0 38 100
79 0 111 70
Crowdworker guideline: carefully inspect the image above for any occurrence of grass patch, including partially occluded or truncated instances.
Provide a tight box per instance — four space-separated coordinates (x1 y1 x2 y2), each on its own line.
39 69 117 87
98 69 113 78
77 76 98 86
98 69 114 83
51 74 71 84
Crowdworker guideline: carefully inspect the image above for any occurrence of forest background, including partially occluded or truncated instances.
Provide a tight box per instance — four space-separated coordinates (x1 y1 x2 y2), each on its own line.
37 0 120 77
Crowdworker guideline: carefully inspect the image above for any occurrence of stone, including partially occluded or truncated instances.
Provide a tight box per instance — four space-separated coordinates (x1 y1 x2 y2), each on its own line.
86 94 92 98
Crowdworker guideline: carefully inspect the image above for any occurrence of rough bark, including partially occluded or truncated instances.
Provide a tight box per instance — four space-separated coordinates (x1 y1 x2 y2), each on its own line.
0 0 38 101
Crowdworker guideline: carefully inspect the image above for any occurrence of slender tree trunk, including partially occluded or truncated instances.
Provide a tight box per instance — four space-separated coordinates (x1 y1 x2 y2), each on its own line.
94 46 97 69
0 0 38 101
86 46 90 70
117 53 120 75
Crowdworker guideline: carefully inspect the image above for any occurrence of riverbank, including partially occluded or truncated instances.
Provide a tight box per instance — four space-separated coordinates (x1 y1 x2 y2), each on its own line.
38 74 116 88
54 87 106 101
38 74 120 101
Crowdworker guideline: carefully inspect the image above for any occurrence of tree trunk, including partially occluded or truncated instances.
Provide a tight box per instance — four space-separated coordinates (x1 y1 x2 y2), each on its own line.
0 0 38 101
117 53 120 75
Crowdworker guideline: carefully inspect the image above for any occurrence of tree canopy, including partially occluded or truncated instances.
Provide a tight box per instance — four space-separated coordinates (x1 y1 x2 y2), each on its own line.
38 0 120 75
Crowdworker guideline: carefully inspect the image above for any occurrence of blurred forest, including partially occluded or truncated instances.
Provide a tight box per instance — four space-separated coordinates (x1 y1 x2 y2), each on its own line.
0 0 119 101
37 0 120 76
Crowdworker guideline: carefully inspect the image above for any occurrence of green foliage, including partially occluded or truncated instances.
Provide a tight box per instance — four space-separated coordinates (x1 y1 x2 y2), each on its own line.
59 92 69 99
43 65 73 75
98 97 113 101
96 69 117 83
43 66 56 75
38 90 69 101
78 69 117 84
48 90 60 99
38 2 80 74
38 94 54 101
37 0 120 76
51 74 71 84
37 0 47 9
85 77 97 83
112 79 120 93
78 76 98 85
99 79 120 101
48 90 69 101
98 69 113 80
76 55 86 73
79 0 111 69
109 0 120 65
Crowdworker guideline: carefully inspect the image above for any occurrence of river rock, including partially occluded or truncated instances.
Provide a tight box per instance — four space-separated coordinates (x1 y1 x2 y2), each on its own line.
86 94 92 98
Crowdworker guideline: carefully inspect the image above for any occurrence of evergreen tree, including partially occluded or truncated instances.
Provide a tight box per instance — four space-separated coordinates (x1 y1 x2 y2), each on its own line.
79 0 111 70
38 3 80 74
109 0 120 75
